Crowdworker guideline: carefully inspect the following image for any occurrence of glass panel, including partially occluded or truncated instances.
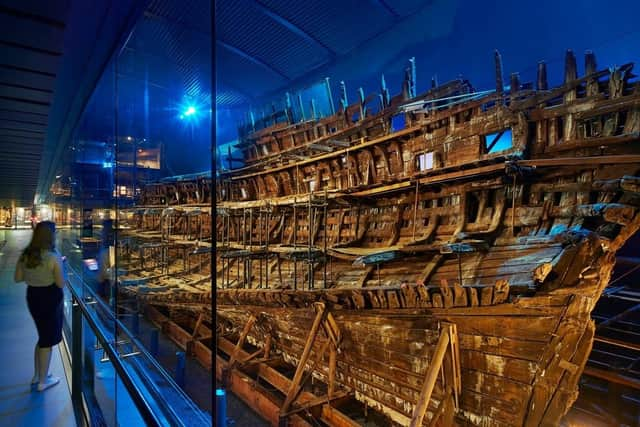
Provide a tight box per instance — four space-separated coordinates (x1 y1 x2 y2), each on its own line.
54 0 211 424
114 0 213 422
486 129 513 153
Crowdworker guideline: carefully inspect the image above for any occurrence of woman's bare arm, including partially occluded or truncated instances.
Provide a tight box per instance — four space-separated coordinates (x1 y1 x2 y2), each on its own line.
53 255 66 288
14 259 23 282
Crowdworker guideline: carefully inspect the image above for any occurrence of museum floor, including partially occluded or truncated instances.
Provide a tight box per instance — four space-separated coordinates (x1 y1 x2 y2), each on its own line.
0 229 76 427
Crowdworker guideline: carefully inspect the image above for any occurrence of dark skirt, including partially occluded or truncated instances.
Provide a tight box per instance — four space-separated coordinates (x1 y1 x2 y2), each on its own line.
27 284 63 348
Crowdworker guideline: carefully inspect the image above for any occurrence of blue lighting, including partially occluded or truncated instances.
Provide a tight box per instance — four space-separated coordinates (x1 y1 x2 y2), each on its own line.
102 162 113 168
175 98 210 126
216 389 226 396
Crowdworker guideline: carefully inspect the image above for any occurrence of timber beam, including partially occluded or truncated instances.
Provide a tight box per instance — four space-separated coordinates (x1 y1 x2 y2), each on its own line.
583 366 640 390
143 304 212 369
409 322 461 427
217 334 358 425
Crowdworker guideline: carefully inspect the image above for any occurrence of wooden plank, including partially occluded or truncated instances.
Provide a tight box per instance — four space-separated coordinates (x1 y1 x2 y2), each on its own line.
321 405 361 427
281 304 327 414
410 327 450 427
217 357 312 427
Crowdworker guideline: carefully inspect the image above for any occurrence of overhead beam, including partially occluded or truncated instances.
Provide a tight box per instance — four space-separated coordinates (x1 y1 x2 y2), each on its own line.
368 0 400 18
253 0 336 58
0 94 50 106
0 118 48 127
0 62 56 78
594 335 640 352
0 81 53 94
0 126 45 134
0 39 62 57
0 107 49 117
217 39 290 81
0 5 66 29
258 0 455 102
583 366 640 390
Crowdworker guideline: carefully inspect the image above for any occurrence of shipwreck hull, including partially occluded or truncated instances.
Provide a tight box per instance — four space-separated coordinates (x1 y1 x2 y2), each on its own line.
216 199 640 425
209 49 640 426
216 227 628 426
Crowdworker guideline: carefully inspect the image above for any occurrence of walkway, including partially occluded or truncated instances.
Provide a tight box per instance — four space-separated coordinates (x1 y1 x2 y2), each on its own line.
0 229 76 427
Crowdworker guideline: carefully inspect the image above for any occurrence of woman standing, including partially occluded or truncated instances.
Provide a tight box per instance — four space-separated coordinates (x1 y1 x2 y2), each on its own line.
14 221 66 391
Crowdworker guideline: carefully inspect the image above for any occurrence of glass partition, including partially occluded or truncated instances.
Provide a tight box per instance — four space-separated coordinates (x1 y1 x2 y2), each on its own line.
52 0 212 424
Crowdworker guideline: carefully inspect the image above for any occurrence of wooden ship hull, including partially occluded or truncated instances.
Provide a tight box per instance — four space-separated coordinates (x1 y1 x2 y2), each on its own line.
124 49 640 426
115 174 214 370
213 50 640 426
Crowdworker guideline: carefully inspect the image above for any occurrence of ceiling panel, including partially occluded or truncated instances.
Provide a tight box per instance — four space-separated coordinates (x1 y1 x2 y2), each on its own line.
0 1 68 24
216 0 330 80
0 64 56 89
259 0 395 55
216 40 288 98
0 83 52 104
385 0 435 16
0 11 65 52
0 97 50 115
0 0 68 205
0 45 61 75
0 108 48 124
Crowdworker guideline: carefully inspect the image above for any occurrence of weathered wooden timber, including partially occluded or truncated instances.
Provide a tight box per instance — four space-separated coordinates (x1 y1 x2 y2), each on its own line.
107 175 214 376
211 49 640 426
120 49 640 426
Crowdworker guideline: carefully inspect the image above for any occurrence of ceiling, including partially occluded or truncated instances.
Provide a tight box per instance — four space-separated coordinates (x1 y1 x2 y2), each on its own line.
215 0 448 108
0 0 69 206
1 0 638 205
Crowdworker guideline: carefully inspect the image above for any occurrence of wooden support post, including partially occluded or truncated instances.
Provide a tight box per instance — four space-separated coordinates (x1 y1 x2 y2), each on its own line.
323 188 328 288
192 313 204 339
277 254 283 288
263 334 272 359
328 344 337 399
249 208 253 247
266 208 270 288
412 180 419 241
281 303 326 417
308 192 313 290
420 254 444 286
258 210 263 288
409 323 460 427
511 174 517 236
228 314 257 367
242 208 247 248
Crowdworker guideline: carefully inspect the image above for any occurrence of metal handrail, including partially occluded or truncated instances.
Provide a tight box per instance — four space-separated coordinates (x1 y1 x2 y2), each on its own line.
67 279 164 427
65 265 209 426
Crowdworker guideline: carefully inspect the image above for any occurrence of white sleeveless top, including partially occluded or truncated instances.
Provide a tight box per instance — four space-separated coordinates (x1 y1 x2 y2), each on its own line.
20 250 60 287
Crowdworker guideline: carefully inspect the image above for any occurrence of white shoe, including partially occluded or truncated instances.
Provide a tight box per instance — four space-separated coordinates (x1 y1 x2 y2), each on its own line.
31 373 52 385
37 376 60 392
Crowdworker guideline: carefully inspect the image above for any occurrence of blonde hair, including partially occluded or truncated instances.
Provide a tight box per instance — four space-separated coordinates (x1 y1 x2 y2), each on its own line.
20 221 56 268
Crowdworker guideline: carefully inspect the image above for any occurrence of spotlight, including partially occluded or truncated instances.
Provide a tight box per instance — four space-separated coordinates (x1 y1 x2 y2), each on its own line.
184 106 197 117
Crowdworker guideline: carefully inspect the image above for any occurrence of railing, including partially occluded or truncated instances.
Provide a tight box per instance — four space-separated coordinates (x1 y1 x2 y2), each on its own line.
63 264 209 426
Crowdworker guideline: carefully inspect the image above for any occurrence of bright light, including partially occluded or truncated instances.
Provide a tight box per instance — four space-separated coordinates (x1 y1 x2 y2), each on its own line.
127 136 133 141
175 98 208 125
102 162 113 168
